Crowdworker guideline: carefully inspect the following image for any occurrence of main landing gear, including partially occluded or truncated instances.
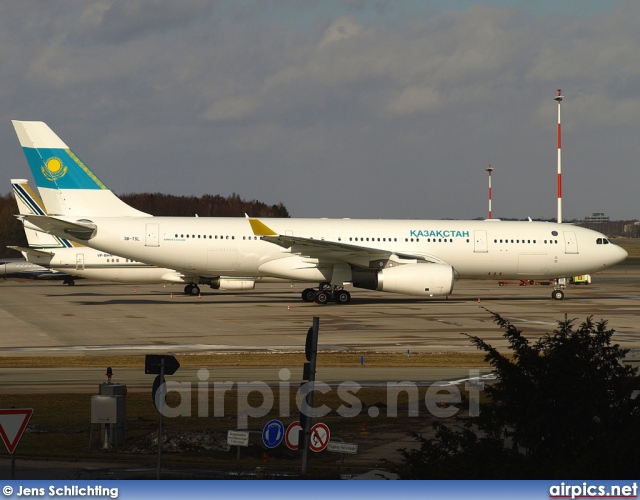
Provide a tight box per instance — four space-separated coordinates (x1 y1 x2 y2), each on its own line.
301 285 351 305
184 283 201 296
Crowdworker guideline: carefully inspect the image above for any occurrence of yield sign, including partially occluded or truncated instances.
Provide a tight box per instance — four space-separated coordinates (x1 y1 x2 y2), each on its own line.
309 422 330 452
0 408 33 454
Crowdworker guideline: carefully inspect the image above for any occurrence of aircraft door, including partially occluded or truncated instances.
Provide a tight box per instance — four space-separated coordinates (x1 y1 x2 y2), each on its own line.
76 254 85 270
473 230 488 253
563 231 578 254
145 223 160 247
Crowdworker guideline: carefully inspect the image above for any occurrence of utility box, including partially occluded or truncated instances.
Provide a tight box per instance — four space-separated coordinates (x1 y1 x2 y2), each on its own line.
90 386 127 448
99 383 127 397
91 395 125 424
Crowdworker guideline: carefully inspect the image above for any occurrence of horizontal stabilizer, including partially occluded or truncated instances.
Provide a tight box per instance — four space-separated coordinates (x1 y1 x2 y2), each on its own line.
7 246 54 256
18 215 96 241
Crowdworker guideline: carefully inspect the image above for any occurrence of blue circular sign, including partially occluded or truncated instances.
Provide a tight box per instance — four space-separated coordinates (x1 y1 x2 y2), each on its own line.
262 419 285 448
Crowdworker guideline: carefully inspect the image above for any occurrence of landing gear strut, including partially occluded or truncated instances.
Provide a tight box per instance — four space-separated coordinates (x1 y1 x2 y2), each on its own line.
301 284 351 305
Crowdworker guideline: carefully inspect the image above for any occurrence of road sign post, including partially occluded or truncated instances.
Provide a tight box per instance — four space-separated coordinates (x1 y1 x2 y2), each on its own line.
144 354 180 479
327 440 358 463
227 430 249 460
300 316 319 475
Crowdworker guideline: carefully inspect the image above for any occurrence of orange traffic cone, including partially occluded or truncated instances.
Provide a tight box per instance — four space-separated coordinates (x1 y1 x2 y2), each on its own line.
170 293 173 299
198 293 202 299
287 305 291 311
134 288 137 294
477 297 481 304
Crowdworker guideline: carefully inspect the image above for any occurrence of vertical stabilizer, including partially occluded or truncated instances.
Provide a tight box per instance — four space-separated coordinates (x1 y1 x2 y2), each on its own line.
11 179 75 249
12 120 150 217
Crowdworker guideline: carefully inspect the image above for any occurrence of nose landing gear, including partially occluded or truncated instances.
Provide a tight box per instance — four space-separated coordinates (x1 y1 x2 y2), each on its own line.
551 278 566 300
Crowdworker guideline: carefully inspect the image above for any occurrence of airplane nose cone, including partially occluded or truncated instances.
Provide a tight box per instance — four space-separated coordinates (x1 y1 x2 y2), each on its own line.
616 245 629 264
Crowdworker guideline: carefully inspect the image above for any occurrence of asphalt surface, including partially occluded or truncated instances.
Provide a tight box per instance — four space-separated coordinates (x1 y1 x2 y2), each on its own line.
2 267 639 352
1 266 639 392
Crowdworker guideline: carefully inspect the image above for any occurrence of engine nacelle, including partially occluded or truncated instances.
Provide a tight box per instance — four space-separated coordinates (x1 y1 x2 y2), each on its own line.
210 277 256 290
353 263 454 297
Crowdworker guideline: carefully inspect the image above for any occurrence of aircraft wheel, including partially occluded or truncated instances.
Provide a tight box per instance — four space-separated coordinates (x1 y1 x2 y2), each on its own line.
67 280 75 286
551 289 564 300
302 288 316 302
315 291 329 304
335 290 351 305
190 285 201 296
184 284 193 295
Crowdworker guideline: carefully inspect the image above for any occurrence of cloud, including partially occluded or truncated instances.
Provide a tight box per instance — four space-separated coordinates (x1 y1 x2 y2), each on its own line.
2 1 640 220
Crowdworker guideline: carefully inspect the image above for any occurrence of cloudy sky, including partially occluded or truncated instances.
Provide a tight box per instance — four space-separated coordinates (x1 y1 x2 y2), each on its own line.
2 1 639 221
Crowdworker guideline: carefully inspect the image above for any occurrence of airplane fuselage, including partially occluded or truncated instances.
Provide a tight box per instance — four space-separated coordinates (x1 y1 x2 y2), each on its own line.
67 216 624 286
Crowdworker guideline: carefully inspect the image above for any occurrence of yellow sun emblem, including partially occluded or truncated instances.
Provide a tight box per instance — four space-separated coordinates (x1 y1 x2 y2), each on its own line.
41 157 68 181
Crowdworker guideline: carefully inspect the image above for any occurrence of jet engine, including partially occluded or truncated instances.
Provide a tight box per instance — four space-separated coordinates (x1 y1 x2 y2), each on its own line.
210 277 256 291
352 262 455 297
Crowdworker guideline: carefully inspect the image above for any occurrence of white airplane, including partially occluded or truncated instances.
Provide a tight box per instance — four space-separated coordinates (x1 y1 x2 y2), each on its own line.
13 120 627 304
0 257 73 282
10 178 275 295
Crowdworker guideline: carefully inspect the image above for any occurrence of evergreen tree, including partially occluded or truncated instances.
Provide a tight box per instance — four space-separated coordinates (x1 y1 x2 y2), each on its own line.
394 311 640 479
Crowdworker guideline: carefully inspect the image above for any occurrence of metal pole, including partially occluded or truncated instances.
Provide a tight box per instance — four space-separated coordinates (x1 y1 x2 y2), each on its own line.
486 164 494 219
11 453 15 480
156 357 165 480
301 316 319 476
554 89 564 223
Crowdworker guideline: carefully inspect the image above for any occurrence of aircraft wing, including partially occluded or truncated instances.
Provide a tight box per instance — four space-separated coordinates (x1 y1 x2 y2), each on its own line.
248 218 445 267
18 215 96 241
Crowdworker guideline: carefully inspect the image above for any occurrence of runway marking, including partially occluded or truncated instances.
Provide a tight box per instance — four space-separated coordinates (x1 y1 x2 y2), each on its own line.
506 317 556 326
0 343 344 353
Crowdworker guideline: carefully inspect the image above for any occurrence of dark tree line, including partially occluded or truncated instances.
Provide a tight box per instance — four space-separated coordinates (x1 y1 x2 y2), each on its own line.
0 191 289 258
119 192 290 218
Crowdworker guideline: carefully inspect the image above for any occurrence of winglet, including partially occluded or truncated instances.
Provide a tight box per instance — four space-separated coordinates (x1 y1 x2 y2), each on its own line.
248 218 278 236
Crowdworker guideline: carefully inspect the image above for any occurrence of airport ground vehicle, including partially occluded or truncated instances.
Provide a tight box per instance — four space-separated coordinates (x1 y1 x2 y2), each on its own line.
571 275 592 284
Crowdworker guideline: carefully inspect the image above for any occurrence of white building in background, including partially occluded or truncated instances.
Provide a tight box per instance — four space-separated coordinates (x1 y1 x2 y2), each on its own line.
584 212 610 223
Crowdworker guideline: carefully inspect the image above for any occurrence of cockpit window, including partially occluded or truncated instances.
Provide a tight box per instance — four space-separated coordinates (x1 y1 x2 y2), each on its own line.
596 238 611 245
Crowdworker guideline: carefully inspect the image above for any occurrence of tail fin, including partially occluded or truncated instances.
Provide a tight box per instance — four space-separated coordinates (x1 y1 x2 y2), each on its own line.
12 120 150 217
11 178 76 249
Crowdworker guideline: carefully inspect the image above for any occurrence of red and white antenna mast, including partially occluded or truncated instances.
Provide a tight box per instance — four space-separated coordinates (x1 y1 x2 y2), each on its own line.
486 164 494 219
554 89 564 223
